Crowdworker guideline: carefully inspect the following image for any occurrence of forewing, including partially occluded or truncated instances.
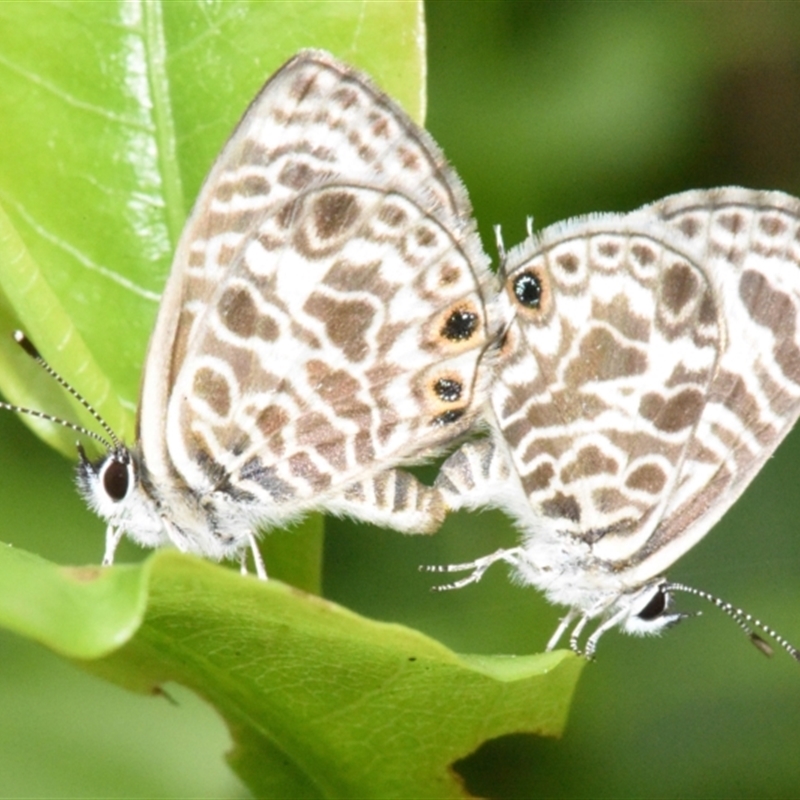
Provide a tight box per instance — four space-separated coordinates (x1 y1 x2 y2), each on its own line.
138 49 493 489
494 217 722 567
620 187 800 579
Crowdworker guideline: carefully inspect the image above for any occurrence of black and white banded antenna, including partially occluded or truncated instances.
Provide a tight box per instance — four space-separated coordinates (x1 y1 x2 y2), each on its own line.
665 581 800 662
0 330 119 454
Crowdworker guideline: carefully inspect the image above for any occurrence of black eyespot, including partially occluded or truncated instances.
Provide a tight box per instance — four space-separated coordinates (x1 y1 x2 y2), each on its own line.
434 378 462 403
637 588 667 621
103 459 130 502
513 271 543 308
432 409 465 426
441 309 477 341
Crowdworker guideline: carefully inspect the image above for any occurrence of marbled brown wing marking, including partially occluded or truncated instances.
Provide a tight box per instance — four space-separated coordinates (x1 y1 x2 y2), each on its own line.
621 188 800 578
138 49 489 487
166 183 493 508
496 221 721 565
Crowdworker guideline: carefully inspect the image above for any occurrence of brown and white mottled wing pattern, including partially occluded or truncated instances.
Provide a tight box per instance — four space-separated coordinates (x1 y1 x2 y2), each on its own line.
629 188 800 580
493 219 722 563
433 188 800 652
106 50 497 565
168 183 492 524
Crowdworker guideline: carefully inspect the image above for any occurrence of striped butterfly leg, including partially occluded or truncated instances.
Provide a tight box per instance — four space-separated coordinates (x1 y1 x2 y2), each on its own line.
423 438 529 589
325 468 448 534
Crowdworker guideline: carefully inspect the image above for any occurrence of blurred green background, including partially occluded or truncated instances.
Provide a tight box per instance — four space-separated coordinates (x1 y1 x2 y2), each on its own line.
2 2 800 798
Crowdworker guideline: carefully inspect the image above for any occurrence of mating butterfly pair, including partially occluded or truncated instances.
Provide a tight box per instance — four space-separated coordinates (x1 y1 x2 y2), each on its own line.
6 51 800 658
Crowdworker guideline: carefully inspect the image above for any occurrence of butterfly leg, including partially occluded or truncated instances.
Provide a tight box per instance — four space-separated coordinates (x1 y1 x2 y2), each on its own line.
546 609 579 651
422 437 525 588
568 614 592 655
422 546 527 590
583 606 633 659
102 524 124 566
247 532 268 580
326 469 446 533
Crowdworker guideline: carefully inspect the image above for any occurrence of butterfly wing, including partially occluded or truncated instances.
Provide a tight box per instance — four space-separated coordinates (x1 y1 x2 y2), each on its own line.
493 216 722 572
137 51 496 542
618 187 800 582
170 183 492 509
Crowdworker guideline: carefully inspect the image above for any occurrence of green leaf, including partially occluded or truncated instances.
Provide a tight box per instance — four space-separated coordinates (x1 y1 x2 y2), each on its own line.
0 544 583 799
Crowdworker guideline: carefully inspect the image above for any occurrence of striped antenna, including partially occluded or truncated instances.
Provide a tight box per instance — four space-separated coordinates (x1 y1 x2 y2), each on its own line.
0 331 117 453
665 582 800 662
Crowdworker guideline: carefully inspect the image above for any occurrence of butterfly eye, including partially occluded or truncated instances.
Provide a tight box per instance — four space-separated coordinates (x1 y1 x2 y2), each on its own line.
636 587 668 620
102 459 130 502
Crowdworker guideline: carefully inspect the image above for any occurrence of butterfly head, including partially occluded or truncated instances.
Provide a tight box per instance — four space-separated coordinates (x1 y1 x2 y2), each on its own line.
75 441 168 557
613 580 692 638
584 578 800 661
553 578 692 658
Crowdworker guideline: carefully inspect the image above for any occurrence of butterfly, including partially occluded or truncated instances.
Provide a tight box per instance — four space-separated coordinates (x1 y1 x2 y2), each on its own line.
4 50 499 578
428 187 800 658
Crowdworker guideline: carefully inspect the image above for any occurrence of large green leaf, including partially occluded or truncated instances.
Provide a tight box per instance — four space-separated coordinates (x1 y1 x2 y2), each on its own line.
0 544 583 799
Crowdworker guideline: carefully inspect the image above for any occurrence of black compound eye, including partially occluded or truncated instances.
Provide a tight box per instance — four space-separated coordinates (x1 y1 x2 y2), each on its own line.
513 271 543 308
103 459 130 502
637 588 667 621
